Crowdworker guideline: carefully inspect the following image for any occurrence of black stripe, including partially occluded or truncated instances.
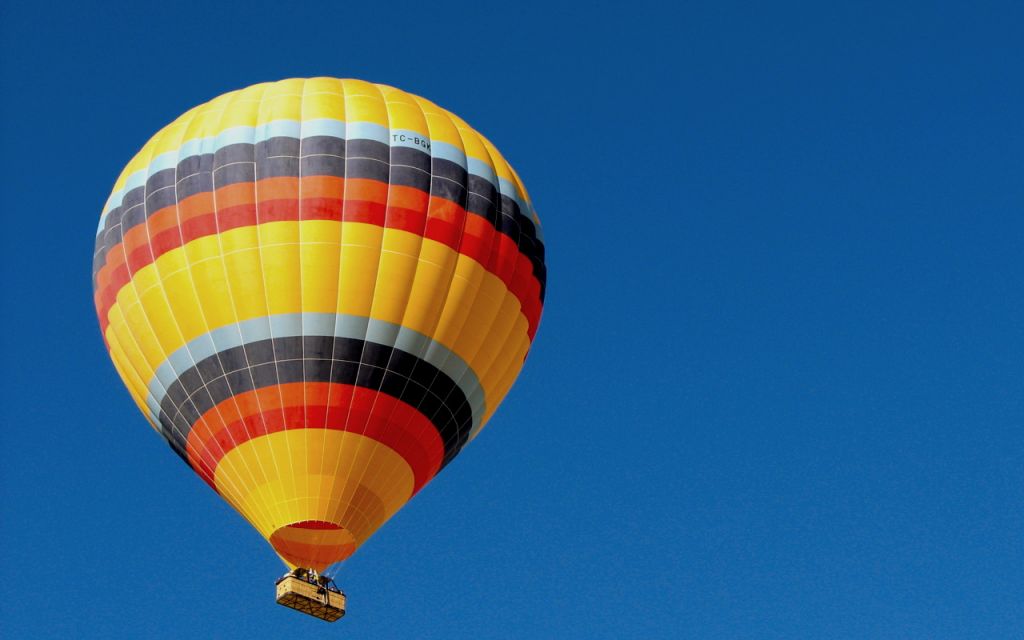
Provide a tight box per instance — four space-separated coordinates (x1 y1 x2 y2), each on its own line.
156 336 473 468
94 136 546 300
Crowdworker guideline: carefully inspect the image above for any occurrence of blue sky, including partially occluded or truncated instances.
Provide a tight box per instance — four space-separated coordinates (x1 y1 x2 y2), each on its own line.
1 1 1022 638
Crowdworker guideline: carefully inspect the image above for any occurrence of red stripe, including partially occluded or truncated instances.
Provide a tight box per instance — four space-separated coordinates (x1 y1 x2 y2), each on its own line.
95 176 542 338
185 382 444 494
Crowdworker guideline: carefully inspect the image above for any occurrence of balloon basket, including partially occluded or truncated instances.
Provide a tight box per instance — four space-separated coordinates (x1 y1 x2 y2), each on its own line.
275 572 346 622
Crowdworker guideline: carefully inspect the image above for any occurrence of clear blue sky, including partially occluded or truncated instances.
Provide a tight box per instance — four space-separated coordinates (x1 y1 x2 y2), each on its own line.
1 1 1022 638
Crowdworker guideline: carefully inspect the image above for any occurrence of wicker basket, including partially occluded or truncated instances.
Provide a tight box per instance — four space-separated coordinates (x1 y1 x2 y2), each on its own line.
275 575 346 622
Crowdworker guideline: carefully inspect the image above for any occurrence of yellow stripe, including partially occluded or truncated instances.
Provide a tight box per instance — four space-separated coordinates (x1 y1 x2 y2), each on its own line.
107 333 156 428
215 430 414 545
480 329 532 428
103 221 531 422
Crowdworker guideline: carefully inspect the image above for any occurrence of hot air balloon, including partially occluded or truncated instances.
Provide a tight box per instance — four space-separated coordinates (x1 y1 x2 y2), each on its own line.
91 78 546 621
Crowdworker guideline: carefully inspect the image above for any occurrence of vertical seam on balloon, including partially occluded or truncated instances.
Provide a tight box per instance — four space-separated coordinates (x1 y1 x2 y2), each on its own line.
107 118 201 465
204 86 284 533
298 79 331 558
336 83 402 564
467 304 527 440
319 78 349 551
482 320 531 423
104 318 159 437
438 127 501 458
141 110 236 488
256 85 301 531
369 85 429 537
168 95 276 533
318 79 355 554
464 262 528 436
105 344 152 426
352 96 448 508
424 120 506 464
206 83 288 534
339 97 473 556
325 81 390 560
103 130 171 435
203 90 283 535
415 98 475 452
296 79 312 550
330 88 436 575
471 140 535 438
199 89 269 530
315 80 352 565
456 138 531 441
110 98 254 532
335 80 395 556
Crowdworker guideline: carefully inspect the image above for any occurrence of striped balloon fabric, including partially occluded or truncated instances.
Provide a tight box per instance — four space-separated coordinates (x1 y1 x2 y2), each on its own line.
92 78 546 572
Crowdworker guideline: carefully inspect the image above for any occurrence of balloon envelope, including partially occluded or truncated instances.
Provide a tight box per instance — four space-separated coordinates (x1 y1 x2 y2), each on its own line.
92 78 546 572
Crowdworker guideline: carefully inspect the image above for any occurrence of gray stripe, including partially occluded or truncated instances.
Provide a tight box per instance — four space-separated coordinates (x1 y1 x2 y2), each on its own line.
145 313 485 431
